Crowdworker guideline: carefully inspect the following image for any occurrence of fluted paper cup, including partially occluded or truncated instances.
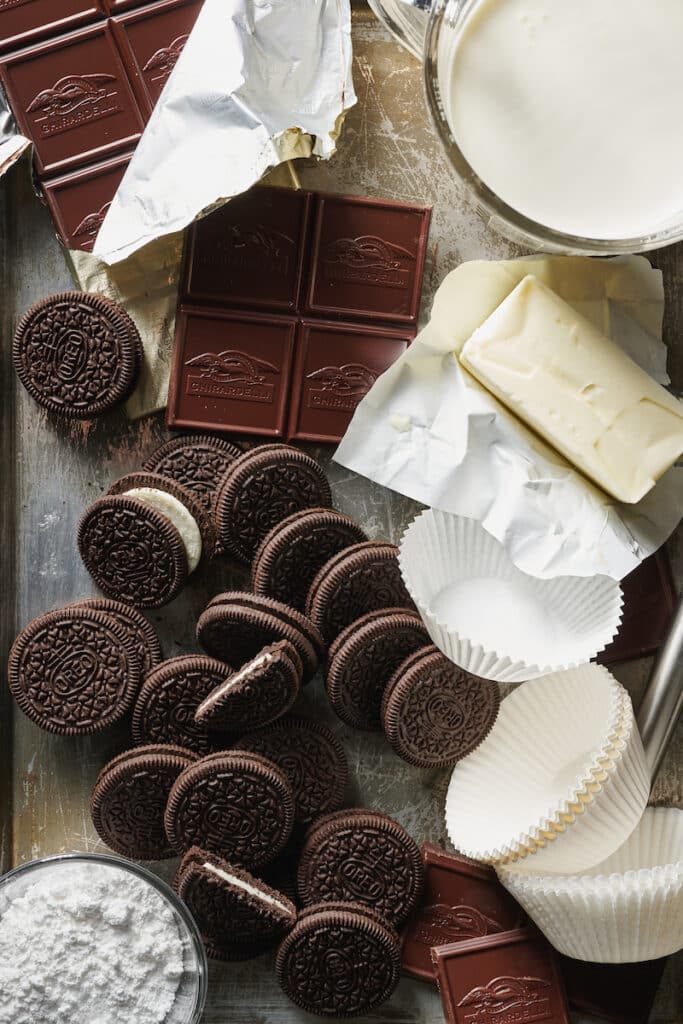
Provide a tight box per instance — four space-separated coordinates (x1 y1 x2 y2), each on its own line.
399 510 623 683
445 666 650 873
497 807 683 962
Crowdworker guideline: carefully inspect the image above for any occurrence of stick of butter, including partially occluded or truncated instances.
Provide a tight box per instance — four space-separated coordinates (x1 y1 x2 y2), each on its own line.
459 275 683 504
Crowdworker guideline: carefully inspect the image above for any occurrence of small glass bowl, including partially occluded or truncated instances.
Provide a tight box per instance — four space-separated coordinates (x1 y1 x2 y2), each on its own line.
0 853 208 1024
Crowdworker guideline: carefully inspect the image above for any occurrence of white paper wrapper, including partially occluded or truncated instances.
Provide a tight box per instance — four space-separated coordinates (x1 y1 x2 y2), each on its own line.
497 807 683 962
445 666 650 873
334 255 683 582
399 509 623 682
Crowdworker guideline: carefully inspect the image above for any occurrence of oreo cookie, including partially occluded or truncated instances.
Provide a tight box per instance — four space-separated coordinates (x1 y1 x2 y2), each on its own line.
8 605 141 736
197 592 324 683
132 655 233 755
194 641 302 732
297 808 424 925
78 495 190 608
214 444 332 563
275 902 401 1017
164 751 295 869
381 646 500 768
234 717 348 827
251 508 368 612
143 434 242 512
326 608 430 730
69 597 163 677
13 292 142 418
91 744 198 859
174 846 297 961
306 542 415 641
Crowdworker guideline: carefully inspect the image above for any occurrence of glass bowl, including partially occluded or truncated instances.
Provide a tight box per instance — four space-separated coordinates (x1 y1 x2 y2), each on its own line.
0 853 208 1024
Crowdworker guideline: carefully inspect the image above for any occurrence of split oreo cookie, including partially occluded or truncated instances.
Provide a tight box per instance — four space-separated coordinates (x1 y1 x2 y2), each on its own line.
91 744 199 860
164 751 295 869
174 846 297 961
13 292 142 418
143 434 243 513
69 597 163 677
381 646 500 769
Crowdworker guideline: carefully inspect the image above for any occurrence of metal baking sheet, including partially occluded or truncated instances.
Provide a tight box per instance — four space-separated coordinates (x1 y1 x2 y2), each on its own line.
0 9 681 1022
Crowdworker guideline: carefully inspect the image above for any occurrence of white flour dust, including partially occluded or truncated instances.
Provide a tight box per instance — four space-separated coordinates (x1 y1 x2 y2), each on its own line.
0 862 184 1024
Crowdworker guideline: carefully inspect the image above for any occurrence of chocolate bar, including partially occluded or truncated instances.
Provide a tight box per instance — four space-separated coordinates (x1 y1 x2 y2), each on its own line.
42 150 131 251
432 927 571 1024
168 185 430 442
401 843 525 983
560 955 668 1024
598 549 677 666
0 0 103 55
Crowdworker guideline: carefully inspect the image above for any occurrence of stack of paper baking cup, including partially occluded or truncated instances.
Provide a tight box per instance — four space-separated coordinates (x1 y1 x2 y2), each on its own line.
498 807 683 962
398 511 623 683
445 665 650 874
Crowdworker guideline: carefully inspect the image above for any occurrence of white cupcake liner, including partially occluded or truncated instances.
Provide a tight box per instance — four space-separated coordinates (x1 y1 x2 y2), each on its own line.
497 807 683 962
398 510 623 683
445 666 650 873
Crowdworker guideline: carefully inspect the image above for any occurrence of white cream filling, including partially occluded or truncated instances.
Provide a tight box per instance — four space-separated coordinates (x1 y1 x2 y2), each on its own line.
203 862 291 914
197 652 274 713
125 487 202 573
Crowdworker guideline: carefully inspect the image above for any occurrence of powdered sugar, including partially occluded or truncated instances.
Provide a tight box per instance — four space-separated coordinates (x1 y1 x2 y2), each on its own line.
0 861 184 1024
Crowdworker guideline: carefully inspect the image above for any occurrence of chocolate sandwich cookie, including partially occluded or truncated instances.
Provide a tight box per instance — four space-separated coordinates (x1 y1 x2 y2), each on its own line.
132 655 233 755
174 846 297 961
13 292 142 418
78 495 189 608
297 808 424 925
107 470 216 560
275 902 401 1017
164 751 295 869
306 542 415 641
381 645 500 769
70 597 163 677
194 641 302 732
214 444 332 562
251 508 368 612
197 592 323 683
143 434 243 512
91 744 198 860
8 605 141 735
326 608 430 730
234 717 348 827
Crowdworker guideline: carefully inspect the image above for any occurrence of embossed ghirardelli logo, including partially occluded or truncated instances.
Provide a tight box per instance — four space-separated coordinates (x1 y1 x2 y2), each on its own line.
413 904 502 947
196 225 294 278
185 349 277 404
306 363 377 412
458 977 552 1024
0 0 33 11
27 74 122 138
337 857 387 901
73 203 112 250
142 34 190 84
323 235 415 290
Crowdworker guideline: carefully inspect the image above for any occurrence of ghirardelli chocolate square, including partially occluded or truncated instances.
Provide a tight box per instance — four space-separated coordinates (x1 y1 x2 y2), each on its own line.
112 0 203 116
0 22 144 175
42 150 130 250
433 928 570 1024
306 193 431 325
598 548 676 665
167 305 296 437
288 319 412 443
402 843 525 983
0 0 104 55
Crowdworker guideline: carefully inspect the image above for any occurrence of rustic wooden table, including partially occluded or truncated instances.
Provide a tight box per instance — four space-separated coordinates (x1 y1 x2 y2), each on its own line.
0 8 680 1023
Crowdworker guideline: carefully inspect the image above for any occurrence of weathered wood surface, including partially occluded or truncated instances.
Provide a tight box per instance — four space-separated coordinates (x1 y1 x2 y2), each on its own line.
0 9 681 1022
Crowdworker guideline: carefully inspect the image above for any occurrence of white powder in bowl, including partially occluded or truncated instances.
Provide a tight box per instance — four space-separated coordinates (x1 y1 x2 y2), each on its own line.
0 861 185 1024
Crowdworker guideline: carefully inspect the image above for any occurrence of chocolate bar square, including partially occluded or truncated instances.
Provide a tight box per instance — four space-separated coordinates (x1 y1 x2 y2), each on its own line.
402 843 525 983
183 186 312 312
560 955 668 1024
305 193 431 325
167 306 296 437
432 928 570 1024
112 0 203 117
42 150 130 251
0 22 144 176
0 0 105 54
288 320 412 444
598 549 677 665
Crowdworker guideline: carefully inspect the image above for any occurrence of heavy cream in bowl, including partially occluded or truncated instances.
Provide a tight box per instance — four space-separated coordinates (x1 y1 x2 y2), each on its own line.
434 0 683 244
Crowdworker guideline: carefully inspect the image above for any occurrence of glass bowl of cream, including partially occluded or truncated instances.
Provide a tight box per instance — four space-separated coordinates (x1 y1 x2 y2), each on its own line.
0 854 208 1024
422 0 683 254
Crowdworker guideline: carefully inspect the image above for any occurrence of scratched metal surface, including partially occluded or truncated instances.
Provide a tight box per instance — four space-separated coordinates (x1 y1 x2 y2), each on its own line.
0 9 681 1023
